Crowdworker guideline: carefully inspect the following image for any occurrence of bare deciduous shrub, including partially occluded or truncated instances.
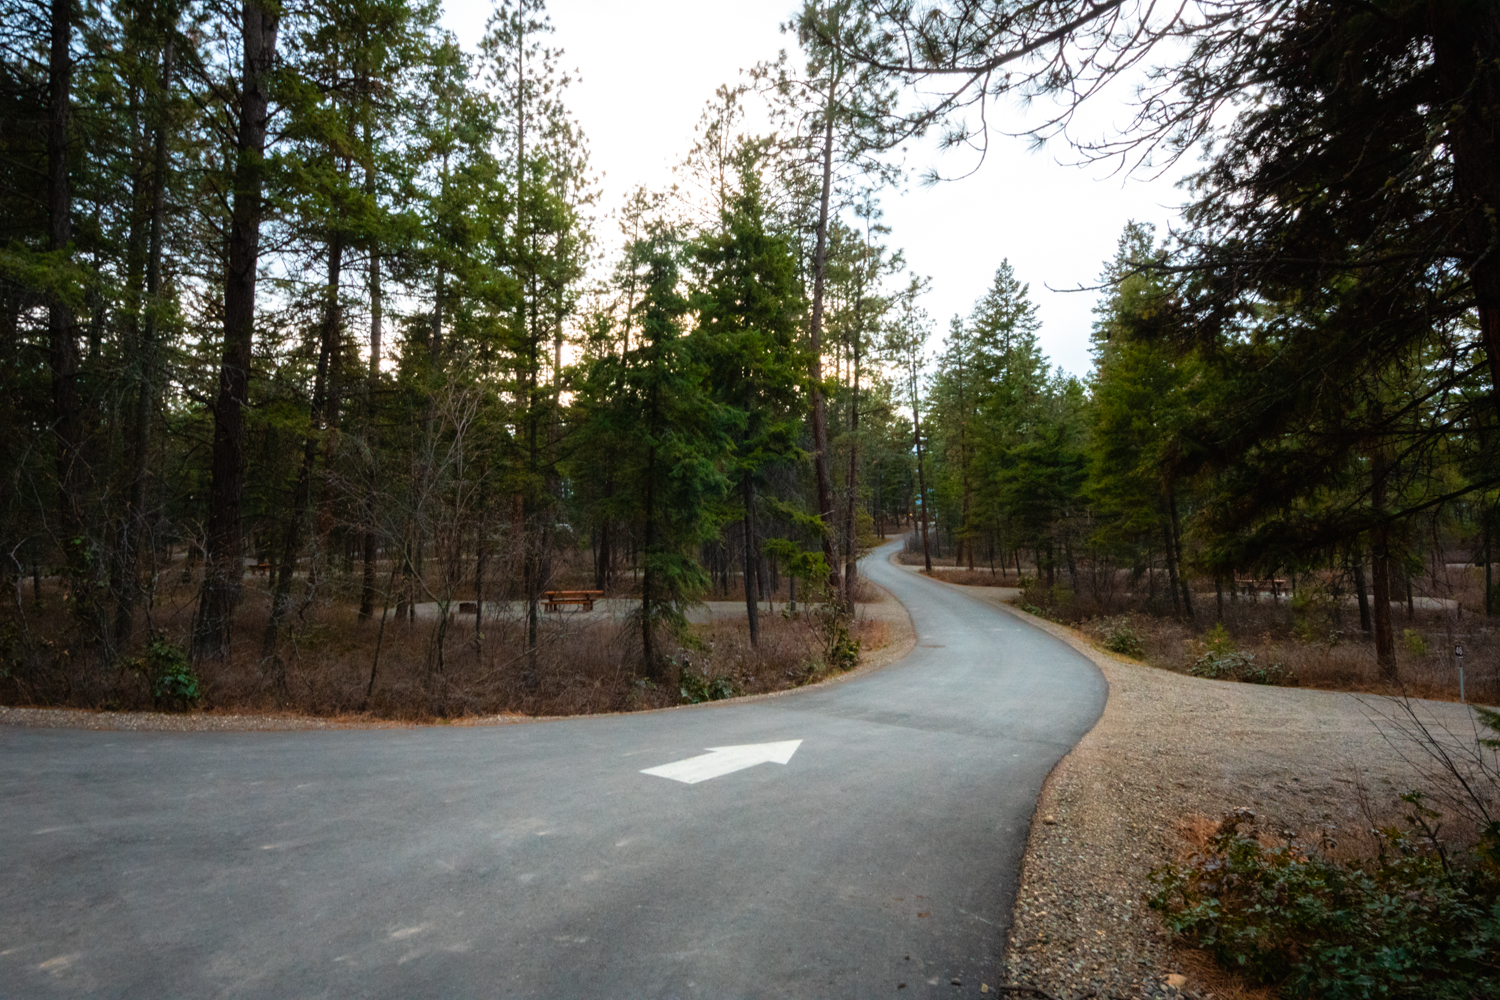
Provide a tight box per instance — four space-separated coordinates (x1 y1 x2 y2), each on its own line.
0 568 890 720
1039 591 1500 703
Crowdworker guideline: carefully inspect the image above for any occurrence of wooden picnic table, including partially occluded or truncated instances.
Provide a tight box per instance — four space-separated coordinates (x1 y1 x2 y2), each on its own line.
1234 575 1288 599
543 590 604 612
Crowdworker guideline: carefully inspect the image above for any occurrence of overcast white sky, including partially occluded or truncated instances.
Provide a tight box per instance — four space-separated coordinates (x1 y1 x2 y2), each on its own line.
441 0 1190 377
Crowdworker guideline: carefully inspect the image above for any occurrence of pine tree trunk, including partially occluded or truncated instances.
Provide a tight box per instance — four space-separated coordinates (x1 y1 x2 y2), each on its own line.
841 319 861 605
913 404 932 575
1169 485 1193 618
195 1 278 660
1353 555 1372 632
311 236 345 592
808 83 839 593
1162 524 1182 617
1371 535 1396 678
1486 513 1494 617
264 230 342 657
641 442 656 673
359 241 381 621
1433 7 1500 427
48 0 84 598
115 31 173 648
743 479 759 648
357 82 381 622
1370 462 1396 678
595 511 612 592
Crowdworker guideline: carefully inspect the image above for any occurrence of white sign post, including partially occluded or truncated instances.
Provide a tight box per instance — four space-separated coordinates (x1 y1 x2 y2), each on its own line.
1455 644 1466 704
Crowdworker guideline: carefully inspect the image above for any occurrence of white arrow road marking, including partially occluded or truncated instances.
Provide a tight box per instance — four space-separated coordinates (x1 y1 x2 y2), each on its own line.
640 740 803 784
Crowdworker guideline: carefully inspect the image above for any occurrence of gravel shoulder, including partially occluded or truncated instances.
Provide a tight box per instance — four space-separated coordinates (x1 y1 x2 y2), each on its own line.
926 576 1483 999
0 583 916 734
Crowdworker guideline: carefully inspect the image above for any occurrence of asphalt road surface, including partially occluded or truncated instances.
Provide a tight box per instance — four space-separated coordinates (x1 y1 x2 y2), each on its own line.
2 539 1106 999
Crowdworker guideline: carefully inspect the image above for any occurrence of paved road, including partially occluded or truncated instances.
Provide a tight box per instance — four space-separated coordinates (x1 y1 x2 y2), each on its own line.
2 539 1106 999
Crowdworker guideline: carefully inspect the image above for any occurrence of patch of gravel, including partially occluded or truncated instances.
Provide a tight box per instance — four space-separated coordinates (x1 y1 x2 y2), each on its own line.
940 585 1481 1000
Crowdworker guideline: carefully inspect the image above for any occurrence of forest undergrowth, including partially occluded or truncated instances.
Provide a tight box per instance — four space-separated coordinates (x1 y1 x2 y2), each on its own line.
1016 572 1498 705
1152 701 1500 998
0 560 888 720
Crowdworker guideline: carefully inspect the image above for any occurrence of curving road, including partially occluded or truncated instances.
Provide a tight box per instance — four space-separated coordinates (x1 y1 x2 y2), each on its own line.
1 539 1106 999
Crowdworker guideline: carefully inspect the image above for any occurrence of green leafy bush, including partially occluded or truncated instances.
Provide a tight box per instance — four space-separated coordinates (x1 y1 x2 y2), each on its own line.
1018 582 1054 613
824 618 860 672
677 661 738 704
810 601 860 672
135 636 200 710
1191 649 1294 685
1402 628 1429 657
1103 619 1145 657
1150 811 1500 998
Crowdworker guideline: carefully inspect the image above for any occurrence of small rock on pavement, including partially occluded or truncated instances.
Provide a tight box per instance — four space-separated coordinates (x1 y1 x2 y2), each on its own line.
951 978 962 986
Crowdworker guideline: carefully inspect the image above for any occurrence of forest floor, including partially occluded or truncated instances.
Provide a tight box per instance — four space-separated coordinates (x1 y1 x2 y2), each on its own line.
0 581 916 731
894 543 1498 704
923 574 1486 999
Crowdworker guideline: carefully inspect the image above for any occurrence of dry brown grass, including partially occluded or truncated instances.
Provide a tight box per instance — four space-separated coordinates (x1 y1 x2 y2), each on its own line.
1027 577 1500 704
0 575 889 720
1171 945 1285 1000
921 567 1022 587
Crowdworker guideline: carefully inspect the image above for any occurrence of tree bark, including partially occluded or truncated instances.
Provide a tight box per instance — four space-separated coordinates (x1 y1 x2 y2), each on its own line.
1353 556 1372 632
1432 6 1500 426
743 480 759 648
359 237 381 620
841 296 862 605
1485 515 1493 617
263 230 342 657
641 443 657 672
808 76 840 593
1370 461 1397 679
912 399 932 575
115 29 173 648
1371 533 1396 678
595 490 613 592
1162 523 1182 617
194 1 278 660
1168 484 1193 617
357 65 381 622
310 238 345 590
48 0 84 594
